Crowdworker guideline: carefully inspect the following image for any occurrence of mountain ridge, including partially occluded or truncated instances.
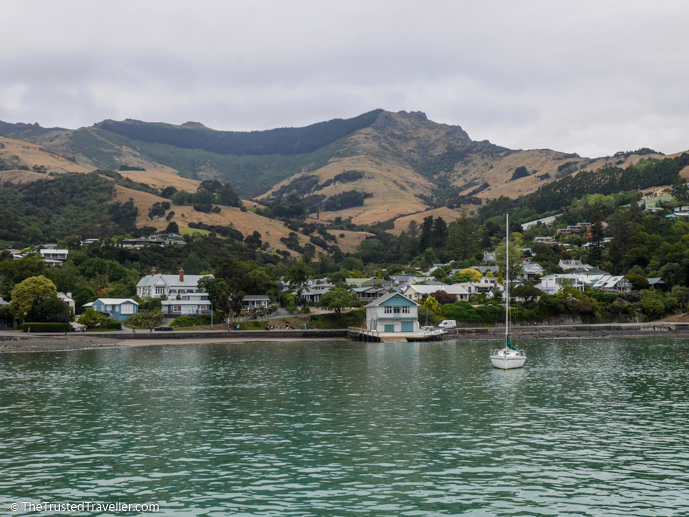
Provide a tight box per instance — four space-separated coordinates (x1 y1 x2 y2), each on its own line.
0 110 675 231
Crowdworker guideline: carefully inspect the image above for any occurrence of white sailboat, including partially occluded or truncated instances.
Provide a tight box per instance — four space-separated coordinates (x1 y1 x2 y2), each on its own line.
490 214 527 370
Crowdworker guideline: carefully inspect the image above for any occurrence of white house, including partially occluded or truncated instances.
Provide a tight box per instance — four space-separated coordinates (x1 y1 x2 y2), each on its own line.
57 292 76 313
242 295 270 310
303 284 335 305
365 292 420 333
136 268 213 299
535 274 587 295
350 286 388 302
402 284 470 303
558 259 592 271
592 275 633 292
40 249 68 261
161 295 211 316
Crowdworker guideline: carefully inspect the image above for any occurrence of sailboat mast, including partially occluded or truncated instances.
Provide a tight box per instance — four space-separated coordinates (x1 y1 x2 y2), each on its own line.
505 214 509 341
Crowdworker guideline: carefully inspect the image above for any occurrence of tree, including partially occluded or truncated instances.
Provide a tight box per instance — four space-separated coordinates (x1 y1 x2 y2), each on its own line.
198 277 231 315
432 290 458 304
181 252 208 274
424 296 441 315
165 221 180 234
512 280 542 303
625 274 649 291
10 275 57 323
77 308 110 329
317 288 362 317
285 261 311 305
31 295 70 323
588 205 605 264
459 268 482 282
448 210 479 261
671 175 689 204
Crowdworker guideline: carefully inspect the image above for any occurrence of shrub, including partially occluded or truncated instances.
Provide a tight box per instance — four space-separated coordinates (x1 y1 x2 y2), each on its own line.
22 322 71 332
308 309 365 329
105 320 122 330
170 315 212 327
126 308 165 328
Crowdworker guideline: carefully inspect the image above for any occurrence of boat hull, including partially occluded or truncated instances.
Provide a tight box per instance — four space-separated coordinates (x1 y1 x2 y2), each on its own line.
490 349 527 369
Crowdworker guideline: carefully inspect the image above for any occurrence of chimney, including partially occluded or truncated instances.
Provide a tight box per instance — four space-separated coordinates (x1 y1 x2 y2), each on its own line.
152 267 157 276
179 268 185 282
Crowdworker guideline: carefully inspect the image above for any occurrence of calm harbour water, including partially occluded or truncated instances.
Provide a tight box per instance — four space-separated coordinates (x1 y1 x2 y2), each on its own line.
1 338 689 516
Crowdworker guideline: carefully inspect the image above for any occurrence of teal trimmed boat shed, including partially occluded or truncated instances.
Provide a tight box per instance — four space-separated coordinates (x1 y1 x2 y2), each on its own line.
365 292 420 333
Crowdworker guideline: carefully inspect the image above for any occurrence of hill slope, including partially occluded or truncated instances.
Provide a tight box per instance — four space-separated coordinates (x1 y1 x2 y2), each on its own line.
0 110 673 233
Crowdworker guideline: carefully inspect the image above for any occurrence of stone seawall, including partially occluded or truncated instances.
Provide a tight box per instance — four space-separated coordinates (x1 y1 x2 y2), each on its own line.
442 322 689 340
98 329 350 340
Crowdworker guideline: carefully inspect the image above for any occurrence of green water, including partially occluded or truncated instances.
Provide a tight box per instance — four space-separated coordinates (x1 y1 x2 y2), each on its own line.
1 338 688 516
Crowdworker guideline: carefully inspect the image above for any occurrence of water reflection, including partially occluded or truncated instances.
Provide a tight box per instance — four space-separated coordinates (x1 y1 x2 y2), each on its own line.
1 338 689 515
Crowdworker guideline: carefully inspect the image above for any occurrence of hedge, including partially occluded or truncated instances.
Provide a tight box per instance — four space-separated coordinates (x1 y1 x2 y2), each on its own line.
22 322 72 333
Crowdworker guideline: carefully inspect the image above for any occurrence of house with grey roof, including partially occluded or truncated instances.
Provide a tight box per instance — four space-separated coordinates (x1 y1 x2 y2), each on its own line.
91 298 139 321
136 268 213 299
365 292 419 333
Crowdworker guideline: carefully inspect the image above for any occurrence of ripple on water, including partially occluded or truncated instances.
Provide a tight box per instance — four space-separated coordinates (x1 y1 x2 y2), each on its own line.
1 338 689 515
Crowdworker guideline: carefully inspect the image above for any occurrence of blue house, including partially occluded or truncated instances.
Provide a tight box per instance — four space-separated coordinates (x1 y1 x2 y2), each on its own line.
365 292 420 333
91 298 139 322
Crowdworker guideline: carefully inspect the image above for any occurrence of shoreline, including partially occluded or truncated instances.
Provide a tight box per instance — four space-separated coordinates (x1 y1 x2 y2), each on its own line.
1 322 688 353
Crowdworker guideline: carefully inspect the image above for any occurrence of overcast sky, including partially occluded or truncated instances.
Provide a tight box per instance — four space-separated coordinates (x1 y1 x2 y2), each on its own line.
2 1 688 158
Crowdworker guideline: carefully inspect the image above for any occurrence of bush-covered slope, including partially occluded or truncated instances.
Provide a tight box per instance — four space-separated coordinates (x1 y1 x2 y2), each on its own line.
94 110 384 156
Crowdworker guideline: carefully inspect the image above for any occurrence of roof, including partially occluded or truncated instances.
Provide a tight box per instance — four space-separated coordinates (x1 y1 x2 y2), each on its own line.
136 273 213 289
242 295 271 301
94 298 139 305
570 267 608 276
162 300 210 305
403 284 469 295
365 292 419 308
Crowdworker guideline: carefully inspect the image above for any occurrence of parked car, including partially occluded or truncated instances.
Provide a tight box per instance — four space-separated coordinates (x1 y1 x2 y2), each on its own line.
438 320 457 329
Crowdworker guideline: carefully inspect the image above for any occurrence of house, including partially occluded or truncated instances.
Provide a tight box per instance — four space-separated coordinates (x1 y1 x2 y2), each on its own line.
136 268 213 299
402 284 470 303
483 252 496 263
40 249 68 261
361 277 393 288
365 292 420 333
345 278 372 288
517 262 546 281
161 298 211 317
57 292 76 314
122 236 186 248
647 277 666 290
350 286 388 302
471 265 499 276
242 295 270 310
535 275 587 295
534 236 555 244
558 259 592 271
303 284 335 305
91 298 138 321
160 285 213 316
592 275 633 292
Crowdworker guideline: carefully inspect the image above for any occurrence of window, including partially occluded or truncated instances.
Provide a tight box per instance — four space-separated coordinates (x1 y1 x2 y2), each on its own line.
393 307 400 314
155 286 166 295
384 306 393 314
401 306 410 314
173 305 181 313
106 305 113 310
121 304 134 314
